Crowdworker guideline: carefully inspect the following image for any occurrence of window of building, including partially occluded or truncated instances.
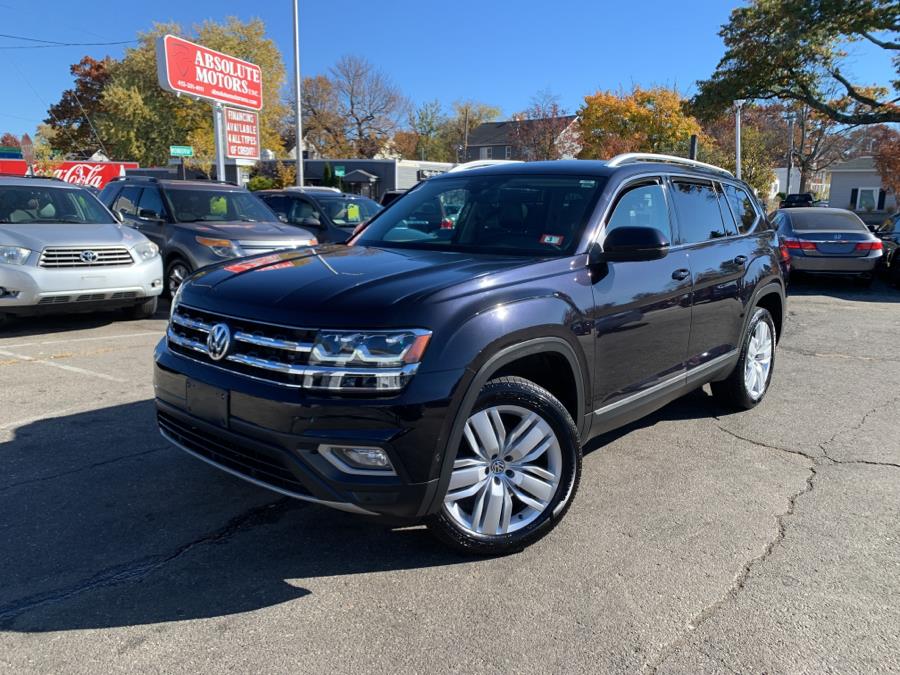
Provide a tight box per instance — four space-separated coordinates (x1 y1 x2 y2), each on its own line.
669 180 729 244
479 146 493 160
505 146 512 160
606 182 671 241
856 187 879 211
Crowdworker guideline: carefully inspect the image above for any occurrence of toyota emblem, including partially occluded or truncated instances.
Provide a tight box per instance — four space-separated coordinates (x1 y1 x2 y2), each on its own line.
206 323 232 361
80 250 98 263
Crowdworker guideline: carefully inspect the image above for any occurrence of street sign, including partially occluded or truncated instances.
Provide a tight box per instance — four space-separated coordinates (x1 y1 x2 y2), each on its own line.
170 145 194 158
223 108 260 161
155 34 263 111
334 165 345 178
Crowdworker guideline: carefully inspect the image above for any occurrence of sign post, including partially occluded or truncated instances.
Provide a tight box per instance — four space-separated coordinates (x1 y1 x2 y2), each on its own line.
156 35 263 183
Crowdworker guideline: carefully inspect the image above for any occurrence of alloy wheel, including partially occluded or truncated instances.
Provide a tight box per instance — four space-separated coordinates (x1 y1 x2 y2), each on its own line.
168 263 189 296
744 320 773 400
443 404 563 536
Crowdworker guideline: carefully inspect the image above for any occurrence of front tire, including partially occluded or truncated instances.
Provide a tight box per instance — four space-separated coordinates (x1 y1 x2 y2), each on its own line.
710 307 776 410
165 258 191 297
427 376 581 555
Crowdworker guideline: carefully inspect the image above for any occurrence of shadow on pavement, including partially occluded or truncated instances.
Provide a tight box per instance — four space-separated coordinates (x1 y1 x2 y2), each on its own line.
0 299 170 339
786 275 900 303
0 399 465 633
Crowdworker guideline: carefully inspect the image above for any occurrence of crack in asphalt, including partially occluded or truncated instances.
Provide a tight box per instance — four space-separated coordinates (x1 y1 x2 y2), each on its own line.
648 394 900 672
0 447 168 494
0 498 295 627
778 345 900 363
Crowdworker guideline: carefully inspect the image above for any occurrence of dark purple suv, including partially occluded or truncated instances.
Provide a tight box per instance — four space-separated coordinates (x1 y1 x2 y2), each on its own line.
154 155 786 554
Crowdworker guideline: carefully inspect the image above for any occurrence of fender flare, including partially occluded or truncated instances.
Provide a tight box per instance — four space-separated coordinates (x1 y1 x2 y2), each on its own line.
418 336 586 517
745 278 786 340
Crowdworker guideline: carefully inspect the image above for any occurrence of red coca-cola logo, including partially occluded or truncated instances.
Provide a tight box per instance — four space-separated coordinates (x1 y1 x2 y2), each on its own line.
52 164 107 188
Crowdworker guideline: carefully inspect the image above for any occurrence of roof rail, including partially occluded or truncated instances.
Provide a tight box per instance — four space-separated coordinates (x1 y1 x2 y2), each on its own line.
606 153 733 177
110 175 157 183
0 172 63 181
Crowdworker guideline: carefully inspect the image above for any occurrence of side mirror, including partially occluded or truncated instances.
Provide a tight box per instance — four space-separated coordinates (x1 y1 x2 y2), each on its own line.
113 209 125 223
593 226 670 263
298 216 322 228
139 208 161 221
276 212 289 223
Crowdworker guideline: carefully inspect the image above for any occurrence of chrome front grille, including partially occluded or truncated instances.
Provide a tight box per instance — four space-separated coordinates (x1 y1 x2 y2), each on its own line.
40 246 133 268
167 305 417 391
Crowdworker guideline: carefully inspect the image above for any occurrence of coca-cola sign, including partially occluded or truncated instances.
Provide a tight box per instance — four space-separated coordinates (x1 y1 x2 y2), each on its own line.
0 160 139 189
156 35 263 111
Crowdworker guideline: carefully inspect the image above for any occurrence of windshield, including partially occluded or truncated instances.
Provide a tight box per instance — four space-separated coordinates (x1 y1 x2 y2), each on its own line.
164 187 276 223
0 185 116 224
788 210 867 231
356 174 606 256
316 196 381 226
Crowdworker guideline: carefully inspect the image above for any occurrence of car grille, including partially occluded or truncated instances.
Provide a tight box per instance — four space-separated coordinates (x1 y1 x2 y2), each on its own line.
37 291 140 305
157 410 311 497
238 240 314 255
40 246 133 268
167 305 418 391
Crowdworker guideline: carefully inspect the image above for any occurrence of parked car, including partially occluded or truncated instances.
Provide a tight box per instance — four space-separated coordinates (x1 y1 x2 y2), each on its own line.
772 207 883 284
155 153 786 554
99 177 318 295
0 176 163 324
779 193 815 208
874 212 900 286
255 188 381 244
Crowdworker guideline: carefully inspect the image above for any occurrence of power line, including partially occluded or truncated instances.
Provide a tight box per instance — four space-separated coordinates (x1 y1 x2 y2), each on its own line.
0 33 137 48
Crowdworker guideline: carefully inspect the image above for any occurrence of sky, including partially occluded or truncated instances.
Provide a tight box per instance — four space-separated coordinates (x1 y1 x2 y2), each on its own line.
0 0 895 142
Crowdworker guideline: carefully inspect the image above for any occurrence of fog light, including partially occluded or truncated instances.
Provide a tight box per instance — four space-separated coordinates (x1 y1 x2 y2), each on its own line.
318 444 396 476
0 287 19 298
151 279 162 288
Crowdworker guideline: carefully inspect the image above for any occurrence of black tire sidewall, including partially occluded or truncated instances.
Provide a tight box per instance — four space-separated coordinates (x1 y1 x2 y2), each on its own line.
430 376 581 555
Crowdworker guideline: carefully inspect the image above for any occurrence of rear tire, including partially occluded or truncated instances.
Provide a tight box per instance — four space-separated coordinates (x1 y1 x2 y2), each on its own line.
710 307 776 411
427 376 581 556
127 297 158 320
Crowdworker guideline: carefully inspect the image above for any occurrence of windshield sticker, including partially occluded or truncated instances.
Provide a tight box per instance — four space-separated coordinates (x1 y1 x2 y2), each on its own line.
346 203 361 222
540 234 565 246
579 180 596 188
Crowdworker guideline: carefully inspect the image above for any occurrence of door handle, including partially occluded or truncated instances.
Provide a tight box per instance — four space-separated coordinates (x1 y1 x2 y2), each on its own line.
671 268 690 281
733 255 748 265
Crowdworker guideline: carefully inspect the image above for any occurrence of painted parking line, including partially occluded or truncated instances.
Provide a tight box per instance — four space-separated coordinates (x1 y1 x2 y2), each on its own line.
0 348 129 383
0 331 163 350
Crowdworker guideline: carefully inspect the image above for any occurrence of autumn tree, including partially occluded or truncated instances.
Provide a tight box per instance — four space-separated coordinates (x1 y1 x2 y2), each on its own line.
45 56 112 157
872 126 900 198
390 130 420 159
439 100 502 162
578 86 702 159
692 0 900 125
0 133 20 148
701 122 779 198
297 74 353 158
510 91 579 161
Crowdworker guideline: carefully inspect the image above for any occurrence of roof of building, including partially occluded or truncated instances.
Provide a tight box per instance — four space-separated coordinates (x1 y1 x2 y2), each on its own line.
828 156 876 172
467 116 578 147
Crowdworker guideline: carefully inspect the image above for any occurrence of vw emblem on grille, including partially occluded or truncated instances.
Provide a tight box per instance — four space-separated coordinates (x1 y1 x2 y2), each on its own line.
80 250 98 263
206 323 232 361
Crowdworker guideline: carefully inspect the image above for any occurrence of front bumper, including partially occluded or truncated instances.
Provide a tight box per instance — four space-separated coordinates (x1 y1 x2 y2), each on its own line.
790 253 880 274
0 257 163 313
154 338 468 519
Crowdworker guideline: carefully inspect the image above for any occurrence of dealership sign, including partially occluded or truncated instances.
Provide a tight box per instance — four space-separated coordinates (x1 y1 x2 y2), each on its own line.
0 160 139 189
224 107 260 160
156 34 263 111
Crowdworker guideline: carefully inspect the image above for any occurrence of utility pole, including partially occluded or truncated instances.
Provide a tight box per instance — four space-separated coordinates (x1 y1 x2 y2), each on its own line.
463 105 469 162
734 99 745 180
785 113 796 196
292 0 304 186
213 103 226 181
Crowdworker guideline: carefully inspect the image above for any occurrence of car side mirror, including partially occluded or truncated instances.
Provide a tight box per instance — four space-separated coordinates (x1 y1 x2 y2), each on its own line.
139 208 162 221
593 226 670 263
113 209 125 223
298 217 322 228
275 212 289 223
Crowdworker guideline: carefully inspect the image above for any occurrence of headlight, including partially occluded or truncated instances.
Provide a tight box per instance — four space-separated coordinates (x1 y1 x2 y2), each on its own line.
310 330 431 368
132 241 159 261
0 246 32 266
196 236 241 258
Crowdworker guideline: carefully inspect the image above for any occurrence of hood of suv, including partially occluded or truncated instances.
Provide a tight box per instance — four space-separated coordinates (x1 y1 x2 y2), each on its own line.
181 244 536 325
0 223 146 252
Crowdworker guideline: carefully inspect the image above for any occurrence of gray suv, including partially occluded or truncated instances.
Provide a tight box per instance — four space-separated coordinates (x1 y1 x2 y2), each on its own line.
100 177 317 295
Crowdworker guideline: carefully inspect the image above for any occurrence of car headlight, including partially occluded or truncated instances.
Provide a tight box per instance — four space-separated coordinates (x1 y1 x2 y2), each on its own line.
132 241 159 261
196 236 242 258
0 246 32 266
309 330 432 368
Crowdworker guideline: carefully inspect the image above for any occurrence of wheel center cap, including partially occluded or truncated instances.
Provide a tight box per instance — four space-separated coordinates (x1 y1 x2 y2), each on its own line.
489 459 506 474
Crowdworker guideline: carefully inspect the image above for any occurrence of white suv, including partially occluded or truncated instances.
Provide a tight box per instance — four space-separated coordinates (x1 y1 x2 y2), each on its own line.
0 176 163 325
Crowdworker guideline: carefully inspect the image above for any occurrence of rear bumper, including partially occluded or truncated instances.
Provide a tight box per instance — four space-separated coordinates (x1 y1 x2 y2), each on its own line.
0 257 163 313
790 254 880 274
154 339 467 519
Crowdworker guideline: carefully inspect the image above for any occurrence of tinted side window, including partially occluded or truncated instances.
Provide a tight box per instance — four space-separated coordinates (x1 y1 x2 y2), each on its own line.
259 194 289 217
99 183 121 207
724 185 760 234
114 185 141 216
670 180 728 244
137 187 165 219
606 183 671 240
292 198 321 222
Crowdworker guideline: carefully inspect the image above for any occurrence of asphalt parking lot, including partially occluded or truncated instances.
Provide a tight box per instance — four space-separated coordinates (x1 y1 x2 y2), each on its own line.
1 278 898 674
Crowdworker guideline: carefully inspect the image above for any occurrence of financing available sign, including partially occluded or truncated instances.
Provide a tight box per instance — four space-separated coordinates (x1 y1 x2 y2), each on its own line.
224 107 260 160
156 34 263 111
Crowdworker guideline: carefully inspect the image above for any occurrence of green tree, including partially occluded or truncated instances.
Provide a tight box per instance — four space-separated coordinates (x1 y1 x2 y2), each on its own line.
410 99 447 160
692 0 900 125
45 56 112 157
